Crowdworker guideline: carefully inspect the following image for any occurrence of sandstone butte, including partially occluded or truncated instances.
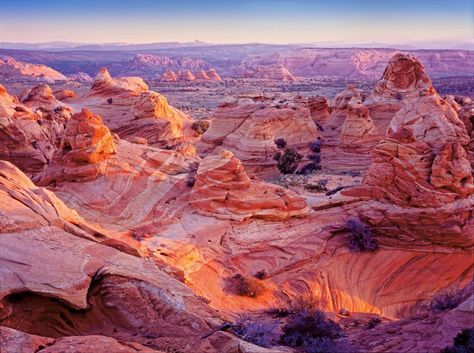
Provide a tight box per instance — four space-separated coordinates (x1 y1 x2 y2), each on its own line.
0 56 67 82
197 94 322 177
0 52 473 353
70 67 195 148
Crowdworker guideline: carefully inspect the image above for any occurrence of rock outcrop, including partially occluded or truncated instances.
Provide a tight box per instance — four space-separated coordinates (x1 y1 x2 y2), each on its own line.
159 69 178 82
306 95 331 125
197 94 321 176
189 150 309 221
0 84 68 175
345 76 474 245
75 67 192 147
178 69 196 81
340 97 376 145
242 64 296 81
207 68 222 81
0 56 67 82
195 69 211 80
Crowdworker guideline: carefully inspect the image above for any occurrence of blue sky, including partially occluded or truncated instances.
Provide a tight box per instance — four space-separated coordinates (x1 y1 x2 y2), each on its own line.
0 0 473 44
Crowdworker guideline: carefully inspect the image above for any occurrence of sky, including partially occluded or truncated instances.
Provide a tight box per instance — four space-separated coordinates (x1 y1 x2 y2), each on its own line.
0 0 473 45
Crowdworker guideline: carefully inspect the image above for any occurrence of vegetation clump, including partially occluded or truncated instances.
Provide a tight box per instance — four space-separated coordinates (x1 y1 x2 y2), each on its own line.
346 218 378 252
232 315 279 348
274 148 303 174
224 274 262 297
440 327 474 353
274 138 287 149
428 288 464 312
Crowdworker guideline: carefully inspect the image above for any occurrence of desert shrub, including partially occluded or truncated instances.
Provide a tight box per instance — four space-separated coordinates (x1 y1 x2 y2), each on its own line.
274 138 287 149
186 176 196 187
107 97 113 104
346 218 378 252
304 179 328 193
428 288 464 312
267 307 291 318
281 294 343 347
232 315 279 348
440 327 474 353
274 148 303 174
254 270 267 280
325 186 344 196
297 162 321 175
224 274 261 297
191 120 210 135
310 139 321 153
366 317 382 329
303 337 351 353
309 153 321 163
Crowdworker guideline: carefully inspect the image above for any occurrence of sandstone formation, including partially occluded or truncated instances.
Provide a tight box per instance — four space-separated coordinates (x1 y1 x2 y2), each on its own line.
74 67 192 147
340 97 376 145
0 84 69 175
178 69 196 81
159 69 178 82
305 95 331 125
207 68 222 81
189 150 309 221
68 72 93 82
197 94 321 176
0 56 67 82
53 88 76 101
344 70 474 245
241 64 296 81
195 68 211 80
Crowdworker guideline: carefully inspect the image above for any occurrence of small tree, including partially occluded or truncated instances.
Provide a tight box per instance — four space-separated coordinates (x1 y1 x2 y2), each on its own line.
274 138 287 149
274 148 302 174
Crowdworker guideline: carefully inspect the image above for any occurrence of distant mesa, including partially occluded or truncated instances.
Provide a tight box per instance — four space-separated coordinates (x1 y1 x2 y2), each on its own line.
206 68 222 81
240 63 297 81
0 55 67 82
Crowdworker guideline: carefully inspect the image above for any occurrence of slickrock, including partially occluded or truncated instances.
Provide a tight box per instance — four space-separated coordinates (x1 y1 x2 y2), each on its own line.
159 69 178 82
306 95 331 125
197 94 321 176
178 69 196 81
207 68 222 81
321 86 378 171
0 84 68 175
340 97 376 146
195 68 211 80
0 161 270 353
74 67 192 147
21 84 70 114
0 56 67 82
189 150 309 221
344 64 474 245
52 88 76 101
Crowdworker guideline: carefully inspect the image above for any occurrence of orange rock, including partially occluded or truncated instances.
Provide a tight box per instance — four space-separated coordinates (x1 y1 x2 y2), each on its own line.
194 69 211 80
189 150 309 221
75 67 192 148
159 69 178 82
177 69 196 81
197 94 321 177
207 68 222 81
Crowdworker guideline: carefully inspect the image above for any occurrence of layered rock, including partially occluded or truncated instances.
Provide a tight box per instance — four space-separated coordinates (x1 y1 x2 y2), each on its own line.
0 56 67 82
242 64 296 81
75 67 192 147
178 69 196 81
345 86 474 245
68 72 93 82
340 97 376 145
159 69 178 82
0 84 67 175
189 150 309 221
197 94 321 176
195 68 211 80
306 95 330 125
207 68 222 81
